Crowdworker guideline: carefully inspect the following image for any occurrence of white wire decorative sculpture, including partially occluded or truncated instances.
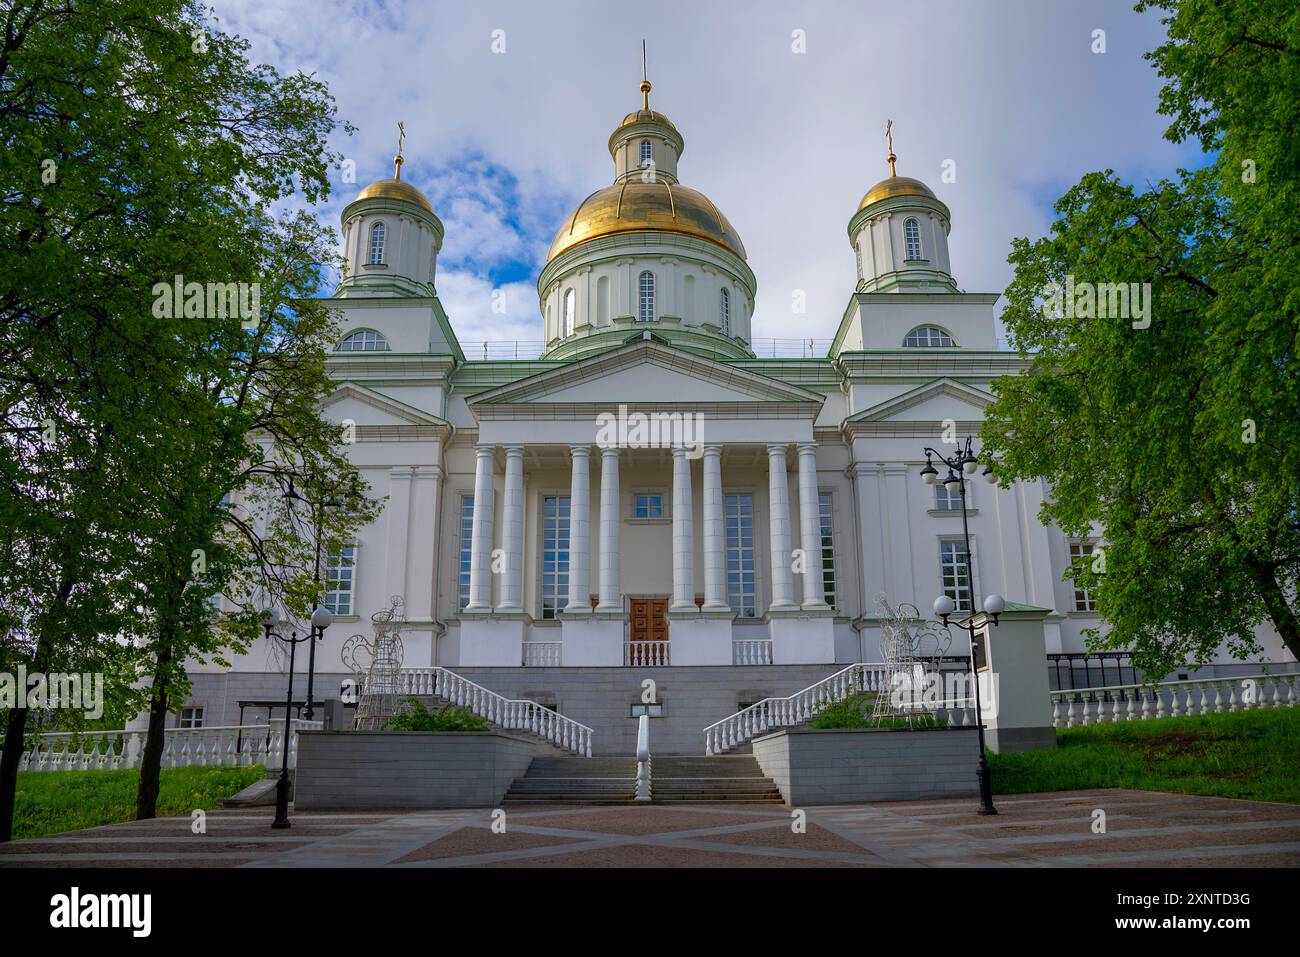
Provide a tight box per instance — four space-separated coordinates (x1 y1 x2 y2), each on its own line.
873 594 953 726
340 595 407 730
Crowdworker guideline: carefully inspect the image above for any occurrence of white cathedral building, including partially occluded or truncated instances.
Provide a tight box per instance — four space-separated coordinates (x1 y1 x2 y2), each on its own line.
185 81 1294 754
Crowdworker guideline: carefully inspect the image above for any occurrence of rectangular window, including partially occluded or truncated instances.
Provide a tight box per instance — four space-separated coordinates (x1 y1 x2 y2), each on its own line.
934 483 966 511
629 703 664 718
178 707 204 729
633 493 664 519
939 540 972 612
541 495 571 620
818 491 836 610
1070 541 1097 612
725 493 756 617
323 544 356 616
458 495 474 611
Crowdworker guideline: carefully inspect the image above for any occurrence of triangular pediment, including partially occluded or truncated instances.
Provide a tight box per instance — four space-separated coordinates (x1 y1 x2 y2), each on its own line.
323 382 448 428
467 339 824 408
847 378 994 423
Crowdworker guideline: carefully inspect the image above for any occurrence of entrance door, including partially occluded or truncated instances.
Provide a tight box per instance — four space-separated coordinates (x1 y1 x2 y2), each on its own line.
628 597 669 666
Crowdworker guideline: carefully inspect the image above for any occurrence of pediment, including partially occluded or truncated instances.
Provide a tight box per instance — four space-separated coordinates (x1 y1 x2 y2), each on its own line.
322 382 447 428
847 378 994 423
467 339 824 408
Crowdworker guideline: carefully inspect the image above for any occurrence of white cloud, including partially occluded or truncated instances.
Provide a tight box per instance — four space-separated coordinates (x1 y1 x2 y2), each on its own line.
212 0 1201 345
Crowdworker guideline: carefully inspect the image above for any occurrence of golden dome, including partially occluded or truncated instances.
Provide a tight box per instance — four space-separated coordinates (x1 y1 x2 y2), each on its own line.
858 175 935 210
547 181 746 261
620 109 678 132
355 178 434 214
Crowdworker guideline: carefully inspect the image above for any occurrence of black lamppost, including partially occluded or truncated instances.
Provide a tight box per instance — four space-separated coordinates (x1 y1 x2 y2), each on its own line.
282 475 353 722
263 603 333 829
920 435 1004 816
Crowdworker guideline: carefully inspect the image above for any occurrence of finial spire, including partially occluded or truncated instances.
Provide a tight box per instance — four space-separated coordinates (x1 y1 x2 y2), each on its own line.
639 40 651 111
394 120 407 180
885 118 896 177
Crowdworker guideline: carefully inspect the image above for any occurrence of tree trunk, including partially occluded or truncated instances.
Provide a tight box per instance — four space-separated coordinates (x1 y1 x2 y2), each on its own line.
0 579 69 842
134 641 173 821
1247 558 1300 662
0 706 30 843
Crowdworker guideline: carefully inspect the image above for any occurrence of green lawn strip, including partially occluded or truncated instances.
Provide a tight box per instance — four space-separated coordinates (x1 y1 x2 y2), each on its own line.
988 708 1300 804
12 765 265 841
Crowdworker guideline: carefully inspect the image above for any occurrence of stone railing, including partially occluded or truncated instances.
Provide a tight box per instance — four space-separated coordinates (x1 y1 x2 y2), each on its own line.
1052 672 1299 728
397 667 594 756
625 639 669 667
704 663 889 754
11 720 323 772
522 641 563 667
732 639 773 666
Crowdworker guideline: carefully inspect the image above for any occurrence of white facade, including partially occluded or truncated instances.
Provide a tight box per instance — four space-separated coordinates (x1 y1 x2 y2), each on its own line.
183 92 1294 749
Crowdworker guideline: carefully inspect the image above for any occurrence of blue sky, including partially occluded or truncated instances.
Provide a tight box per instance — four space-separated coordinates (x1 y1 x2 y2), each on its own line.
213 0 1207 349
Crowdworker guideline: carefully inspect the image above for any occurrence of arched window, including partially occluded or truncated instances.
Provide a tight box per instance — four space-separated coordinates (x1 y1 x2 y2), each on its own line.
719 287 731 335
902 325 955 348
638 271 655 322
640 140 653 166
903 218 923 260
337 329 391 352
563 288 576 336
367 222 386 264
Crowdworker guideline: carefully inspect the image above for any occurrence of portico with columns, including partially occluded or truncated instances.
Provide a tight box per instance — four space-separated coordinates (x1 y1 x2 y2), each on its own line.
456 335 837 668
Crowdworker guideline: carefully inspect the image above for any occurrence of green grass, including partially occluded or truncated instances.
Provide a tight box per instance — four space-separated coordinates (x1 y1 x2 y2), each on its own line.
989 708 1300 804
11 765 264 841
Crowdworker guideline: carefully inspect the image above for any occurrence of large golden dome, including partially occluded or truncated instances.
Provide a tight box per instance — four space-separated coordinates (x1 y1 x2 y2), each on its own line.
355 178 434 214
547 180 746 262
858 174 935 210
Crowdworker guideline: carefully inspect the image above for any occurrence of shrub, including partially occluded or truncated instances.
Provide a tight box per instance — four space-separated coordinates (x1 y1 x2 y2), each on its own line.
807 693 943 729
384 697 491 732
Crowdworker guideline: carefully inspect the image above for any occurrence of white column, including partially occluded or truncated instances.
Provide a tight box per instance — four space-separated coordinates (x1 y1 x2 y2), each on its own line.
498 446 525 612
701 444 728 611
565 445 592 613
465 445 496 612
797 443 828 610
384 468 413 603
406 465 442 620
597 446 621 611
671 446 696 612
767 443 797 609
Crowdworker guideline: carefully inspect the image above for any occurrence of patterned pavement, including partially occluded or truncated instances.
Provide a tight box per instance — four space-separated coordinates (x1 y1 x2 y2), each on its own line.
2 789 1298 868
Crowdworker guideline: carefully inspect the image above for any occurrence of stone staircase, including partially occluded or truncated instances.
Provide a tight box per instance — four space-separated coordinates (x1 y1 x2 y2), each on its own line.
502 754 783 805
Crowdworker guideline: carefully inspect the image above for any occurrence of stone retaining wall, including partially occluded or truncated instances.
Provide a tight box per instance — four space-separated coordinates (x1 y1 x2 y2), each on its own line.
751 726 980 805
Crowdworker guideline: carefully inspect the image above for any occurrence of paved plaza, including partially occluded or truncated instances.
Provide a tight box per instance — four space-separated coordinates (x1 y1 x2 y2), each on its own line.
2 789 1298 868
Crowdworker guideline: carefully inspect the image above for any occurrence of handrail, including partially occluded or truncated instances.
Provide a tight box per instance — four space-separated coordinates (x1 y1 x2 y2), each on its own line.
1051 672 1298 727
703 662 888 754
635 714 651 802
396 666 594 756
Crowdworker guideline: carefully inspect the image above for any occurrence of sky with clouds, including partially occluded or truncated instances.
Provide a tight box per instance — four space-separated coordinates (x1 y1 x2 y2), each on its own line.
210 0 1205 351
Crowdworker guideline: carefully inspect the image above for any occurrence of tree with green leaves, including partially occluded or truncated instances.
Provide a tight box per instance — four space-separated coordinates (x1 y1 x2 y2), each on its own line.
982 0 1299 677
0 0 368 836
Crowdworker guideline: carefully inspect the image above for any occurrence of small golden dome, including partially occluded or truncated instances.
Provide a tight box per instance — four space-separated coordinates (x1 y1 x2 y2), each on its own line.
547 181 745 262
620 109 678 132
858 175 936 210
355 178 434 214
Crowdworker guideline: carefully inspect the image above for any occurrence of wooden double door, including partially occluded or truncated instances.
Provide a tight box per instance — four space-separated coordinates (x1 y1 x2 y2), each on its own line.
628 597 669 667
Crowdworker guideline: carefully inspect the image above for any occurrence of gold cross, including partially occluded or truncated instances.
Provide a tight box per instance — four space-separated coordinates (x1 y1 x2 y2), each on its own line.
394 121 406 180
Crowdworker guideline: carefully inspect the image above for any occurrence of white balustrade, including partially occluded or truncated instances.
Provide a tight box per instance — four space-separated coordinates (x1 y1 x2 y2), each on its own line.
732 639 773 666
394 666 594 757
7 721 322 773
521 641 563 667
704 662 890 754
624 639 669 667
1049 673 1299 729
